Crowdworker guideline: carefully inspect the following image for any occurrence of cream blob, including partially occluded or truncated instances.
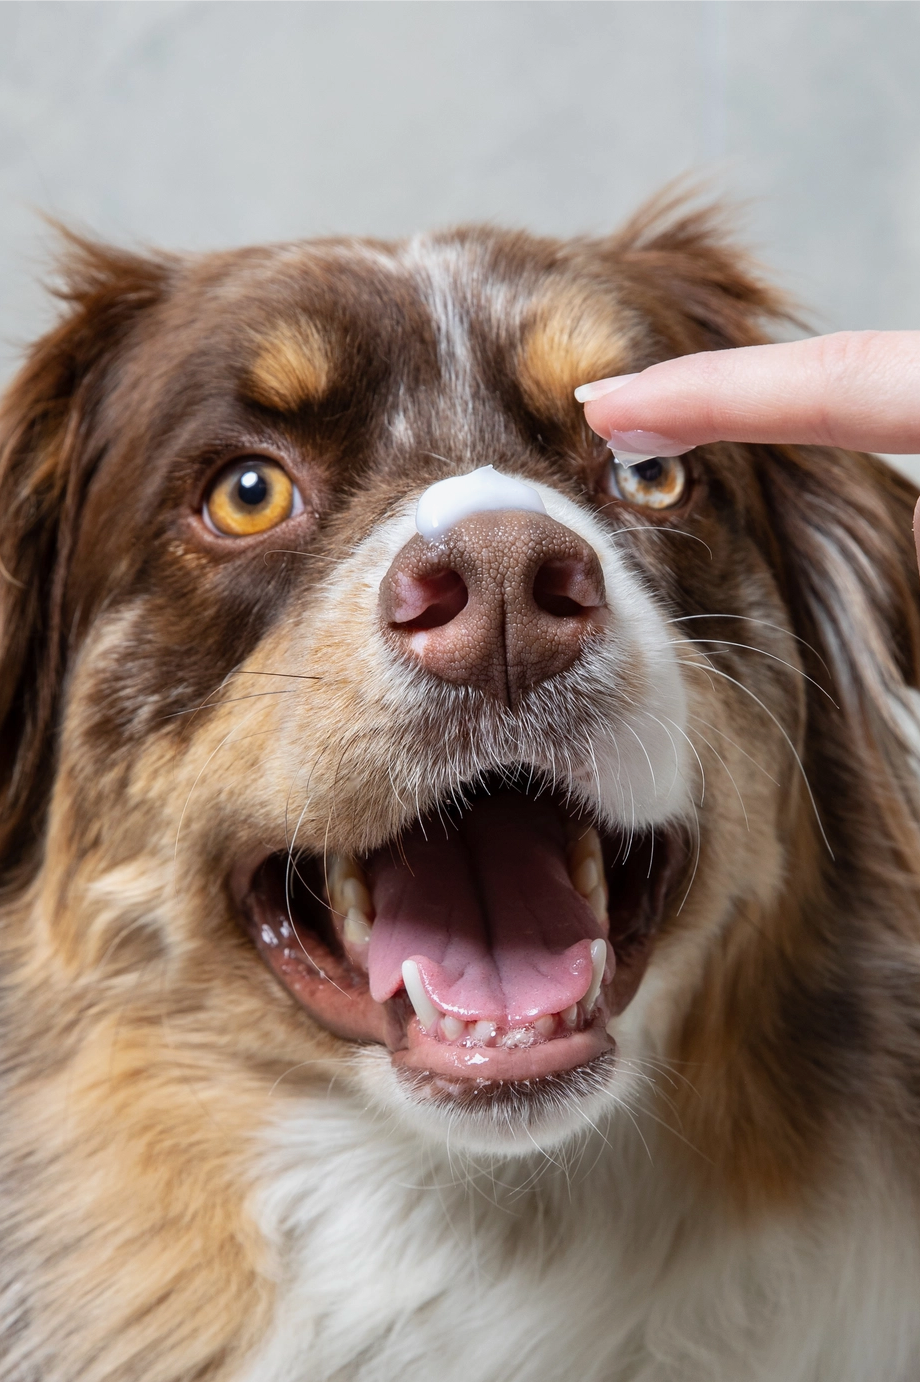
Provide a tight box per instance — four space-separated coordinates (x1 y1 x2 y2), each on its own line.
414 465 547 539
609 448 662 466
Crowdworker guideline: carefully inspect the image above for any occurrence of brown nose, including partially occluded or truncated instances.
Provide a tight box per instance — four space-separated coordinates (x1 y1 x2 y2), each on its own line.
379 510 608 705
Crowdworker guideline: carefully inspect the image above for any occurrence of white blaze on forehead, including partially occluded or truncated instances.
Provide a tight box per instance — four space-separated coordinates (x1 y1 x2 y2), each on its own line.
414 466 547 539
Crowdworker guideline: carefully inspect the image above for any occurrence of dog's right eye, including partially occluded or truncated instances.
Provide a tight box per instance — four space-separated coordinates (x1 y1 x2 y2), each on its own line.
203 458 304 537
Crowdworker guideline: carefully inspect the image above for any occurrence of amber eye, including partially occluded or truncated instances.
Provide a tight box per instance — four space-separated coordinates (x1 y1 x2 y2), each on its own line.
608 455 687 510
203 458 303 536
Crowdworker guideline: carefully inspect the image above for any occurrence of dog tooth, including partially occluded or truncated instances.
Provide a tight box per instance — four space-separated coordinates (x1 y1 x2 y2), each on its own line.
572 856 600 897
471 1020 497 1044
534 1014 557 1038
587 885 608 923
567 825 603 868
583 939 608 1013
339 876 373 916
401 960 440 1033
440 1015 467 1041
328 855 369 913
561 1004 579 1027
329 853 361 885
343 909 373 949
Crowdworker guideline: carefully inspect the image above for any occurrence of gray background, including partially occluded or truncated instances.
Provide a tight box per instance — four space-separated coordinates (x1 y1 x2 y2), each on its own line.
2 0 920 476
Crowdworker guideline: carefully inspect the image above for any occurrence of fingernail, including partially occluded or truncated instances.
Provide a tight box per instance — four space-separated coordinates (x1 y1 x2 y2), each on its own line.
573 373 639 403
604 429 689 461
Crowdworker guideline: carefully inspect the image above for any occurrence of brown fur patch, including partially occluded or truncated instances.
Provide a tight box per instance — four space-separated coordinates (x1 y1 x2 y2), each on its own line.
518 293 634 412
245 318 330 410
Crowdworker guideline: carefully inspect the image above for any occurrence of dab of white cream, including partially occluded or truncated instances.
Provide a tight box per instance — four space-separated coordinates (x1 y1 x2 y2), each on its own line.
414 465 547 539
609 448 661 466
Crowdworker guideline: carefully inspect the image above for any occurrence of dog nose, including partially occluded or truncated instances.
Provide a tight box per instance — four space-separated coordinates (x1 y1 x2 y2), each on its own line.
379 508 608 705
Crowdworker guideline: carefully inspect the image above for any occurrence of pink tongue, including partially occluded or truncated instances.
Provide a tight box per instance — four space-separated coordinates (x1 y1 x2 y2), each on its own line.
366 793 605 1025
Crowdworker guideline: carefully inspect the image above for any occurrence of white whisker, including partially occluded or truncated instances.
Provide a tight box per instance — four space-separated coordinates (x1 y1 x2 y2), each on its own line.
666 636 835 703
676 659 833 856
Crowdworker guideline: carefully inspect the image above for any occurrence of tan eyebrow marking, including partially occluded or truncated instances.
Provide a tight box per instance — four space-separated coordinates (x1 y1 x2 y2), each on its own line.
246 320 331 411
518 295 634 411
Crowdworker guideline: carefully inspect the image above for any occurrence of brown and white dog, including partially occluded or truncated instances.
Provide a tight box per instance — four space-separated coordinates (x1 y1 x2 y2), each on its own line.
2 202 920 1382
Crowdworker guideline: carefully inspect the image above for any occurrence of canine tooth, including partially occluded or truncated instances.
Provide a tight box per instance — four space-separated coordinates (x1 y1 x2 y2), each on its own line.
401 960 440 1033
471 1020 497 1043
329 853 362 884
534 1014 557 1038
561 1004 579 1027
587 885 608 923
328 855 370 913
440 1015 467 1041
343 910 373 949
583 939 608 1013
339 877 373 916
572 856 600 897
567 825 603 868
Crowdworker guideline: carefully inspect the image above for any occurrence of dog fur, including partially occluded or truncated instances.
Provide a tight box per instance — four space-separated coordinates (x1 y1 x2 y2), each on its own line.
2 200 920 1381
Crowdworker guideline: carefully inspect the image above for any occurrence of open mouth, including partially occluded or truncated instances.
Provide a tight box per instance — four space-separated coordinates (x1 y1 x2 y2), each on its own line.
240 775 684 1095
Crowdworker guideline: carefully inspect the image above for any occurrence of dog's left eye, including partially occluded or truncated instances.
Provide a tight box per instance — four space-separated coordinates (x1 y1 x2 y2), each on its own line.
608 456 687 510
203 458 304 536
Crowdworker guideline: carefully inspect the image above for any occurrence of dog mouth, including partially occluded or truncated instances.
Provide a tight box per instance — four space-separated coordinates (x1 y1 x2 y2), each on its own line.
240 775 684 1091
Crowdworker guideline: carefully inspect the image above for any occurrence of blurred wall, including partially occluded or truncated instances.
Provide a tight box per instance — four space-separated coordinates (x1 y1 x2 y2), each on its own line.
2 0 919 475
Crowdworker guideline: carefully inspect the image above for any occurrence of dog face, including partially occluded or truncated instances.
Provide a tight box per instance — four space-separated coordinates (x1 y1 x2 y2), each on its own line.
2 210 919 1176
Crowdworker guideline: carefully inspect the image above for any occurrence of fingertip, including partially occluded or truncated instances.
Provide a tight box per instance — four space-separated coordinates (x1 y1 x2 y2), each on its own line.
573 373 639 403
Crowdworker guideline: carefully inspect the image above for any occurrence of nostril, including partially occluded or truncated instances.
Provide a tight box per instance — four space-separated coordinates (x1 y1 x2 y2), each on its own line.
532 559 605 618
388 569 469 631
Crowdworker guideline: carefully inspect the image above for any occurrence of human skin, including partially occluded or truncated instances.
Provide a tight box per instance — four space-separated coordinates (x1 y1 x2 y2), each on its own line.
575 330 920 571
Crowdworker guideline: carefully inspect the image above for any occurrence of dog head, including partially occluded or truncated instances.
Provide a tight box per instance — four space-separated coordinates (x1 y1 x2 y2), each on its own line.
3 204 919 1163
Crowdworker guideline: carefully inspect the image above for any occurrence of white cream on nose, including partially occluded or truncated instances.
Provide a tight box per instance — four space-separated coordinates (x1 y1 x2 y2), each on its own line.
414 465 547 539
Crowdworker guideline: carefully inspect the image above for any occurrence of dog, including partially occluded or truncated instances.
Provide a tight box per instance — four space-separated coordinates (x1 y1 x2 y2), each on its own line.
2 200 920 1382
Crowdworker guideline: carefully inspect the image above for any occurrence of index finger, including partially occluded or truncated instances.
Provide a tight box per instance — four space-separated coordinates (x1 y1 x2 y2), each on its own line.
578 331 920 458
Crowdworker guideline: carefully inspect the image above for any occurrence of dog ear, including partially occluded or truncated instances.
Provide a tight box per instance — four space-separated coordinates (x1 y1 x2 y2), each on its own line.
0 234 172 876
765 446 920 706
608 192 793 355
759 444 920 865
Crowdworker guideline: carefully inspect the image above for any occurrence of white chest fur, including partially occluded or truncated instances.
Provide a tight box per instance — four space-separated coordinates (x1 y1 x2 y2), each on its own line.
237 1097 920 1382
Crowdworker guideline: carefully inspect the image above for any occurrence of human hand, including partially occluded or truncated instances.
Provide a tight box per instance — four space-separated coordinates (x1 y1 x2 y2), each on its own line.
575 331 920 461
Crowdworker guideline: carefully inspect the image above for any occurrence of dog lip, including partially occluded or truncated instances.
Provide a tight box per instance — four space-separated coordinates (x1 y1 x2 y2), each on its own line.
393 1014 613 1082
236 798 684 1089
239 858 394 1048
241 866 616 1079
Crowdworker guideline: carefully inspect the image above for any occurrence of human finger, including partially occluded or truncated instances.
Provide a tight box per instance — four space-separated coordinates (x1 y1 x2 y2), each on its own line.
576 331 920 459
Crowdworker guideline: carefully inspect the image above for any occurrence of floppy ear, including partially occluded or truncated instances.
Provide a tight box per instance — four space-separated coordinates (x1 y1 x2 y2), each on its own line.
759 444 920 868
765 446 920 705
0 235 171 877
